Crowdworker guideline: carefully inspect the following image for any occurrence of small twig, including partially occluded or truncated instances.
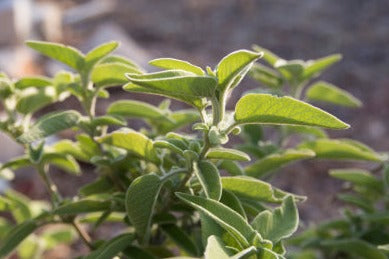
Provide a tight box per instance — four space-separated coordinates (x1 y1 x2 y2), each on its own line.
71 220 94 249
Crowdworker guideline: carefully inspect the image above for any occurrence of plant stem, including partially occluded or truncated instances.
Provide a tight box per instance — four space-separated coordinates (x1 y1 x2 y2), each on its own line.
71 220 94 249
37 164 61 206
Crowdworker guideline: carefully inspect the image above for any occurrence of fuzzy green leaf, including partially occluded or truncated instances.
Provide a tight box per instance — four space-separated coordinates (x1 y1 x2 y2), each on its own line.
194 161 222 201
330 169 384 192
107 100 166 120
150 58 204 75
16 87 56 114
216 50 262 91
156 110 200 134
245 149 315 178
26 40 84 70
124 70 216 108
15 76 52 89
125 174 164 243
84 41 119 70
221 176 283 203
176 192 258 248
161 224 199 256
298 139 383 162
92 62 142 88
18 110 81 143
0 220 38 258
252 45 281 66
220 190 247 220
98 129 158 163
206 148 250 162
249 63 283 88
302 54 342 80
234 94 349 129
219 160 244 176
251 196 298 243
204 235 231 259
306 81 362 108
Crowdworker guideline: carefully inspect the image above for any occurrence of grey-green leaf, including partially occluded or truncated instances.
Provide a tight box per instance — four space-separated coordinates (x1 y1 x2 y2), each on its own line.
251 196 298 243
234 94 349 129
84 41 119 70
85 233 134 259
26 40 84 70
216 50 262 91
298 138 383 162
125 174 164 243
54 200 111 215
302 54 342 80
175 192 257 248
107 100 166 120
306 81 362 108
206 148 250 162
194 161 222 201
329 168 384 192
204 235 231 259
150 58 205 75
0 220 38 258
245 149 315 178
18 110 81 143
321 239 387 259
92 62 142 88
161 224 199 256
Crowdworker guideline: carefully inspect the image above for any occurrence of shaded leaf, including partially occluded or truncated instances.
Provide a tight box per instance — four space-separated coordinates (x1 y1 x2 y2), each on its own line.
150 58 204 75
54 200 111 215
321 239 387 259
92 62 142 88
206 148 250 162
329 168 384 192
16 87 56 114
107 100 166 120
161 224 199 256
15 76 52 89
219 160 244 176
85 233 135 259
234 94 349 129
194 161 222 200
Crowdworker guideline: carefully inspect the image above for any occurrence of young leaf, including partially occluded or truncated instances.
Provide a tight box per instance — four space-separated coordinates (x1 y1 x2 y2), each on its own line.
205 148 250 162
337 193 374 212
175 192 258 248
15 76 52 89
54 200 111 215
194 161 222 201
90 115 127 127
79 177 114 196
126 174 164 243
98 129 158 163
84 41 119 71
150 58 205 75
251 196 298 243
107 100 166 120
92 62 141 88
220 190 247 220
101 55 143 71
221 176 283 203
249 63 283 88
245 149 315 178
306 81 362 108
219 160 244 176
302 54 342 80
85 233 135 259
0 220 38 258
204 235 231 259
252 45 282 66
18 110 81 143
161 224 200 256
16 87 56 114
234 94 349 129
275 60 305 81
26 40 84 70
329 169 384 192
320 239 387 259
156 110 200 134
298 139 383 162
43 153 81 175
124 70 216 108
216 50 263 91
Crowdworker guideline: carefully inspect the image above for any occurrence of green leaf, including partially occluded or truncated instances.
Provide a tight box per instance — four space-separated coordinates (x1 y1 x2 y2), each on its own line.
161 224 199 256
15 76 52 89
205 148 250 162
54 200 111 215
18 110 81 143
204 235 231 259
249 63 283 88
101 55 143 71
16 87 56 114
175 192 258 248
219 160 244 176
275 60 305 81
298 138 383 162
126 174 164 243
284 125 328 138
154 140 184 155
150 58 205 75
79 177 114 196
245 149 315 178
321 239 387 259
85 233 134 259
107 100 166 120
234 94 349 129
306 81 362 108
252 45 281 66
302 54 342 80
41 226 76 249
194 161 222 201
216 49 262 92
251 196 298 243
124 70 216 108
220 190 247 220
329 169 384 192
221 176 283 203
26 40 84 70
84 41 119 71
336 193 374 212
0 220 38 258
90 115 127 127
43 153 81 175
92 62 141 88
98 129 158 163
156 110 200 134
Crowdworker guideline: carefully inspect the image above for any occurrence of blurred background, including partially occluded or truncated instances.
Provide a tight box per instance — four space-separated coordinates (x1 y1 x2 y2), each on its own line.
0 0 388 250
